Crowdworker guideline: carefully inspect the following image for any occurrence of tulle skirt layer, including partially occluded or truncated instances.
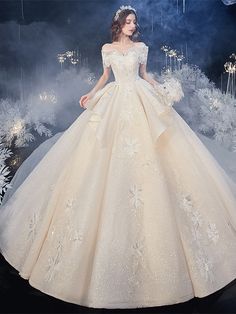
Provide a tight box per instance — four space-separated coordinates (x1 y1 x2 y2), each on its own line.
1 79 236 308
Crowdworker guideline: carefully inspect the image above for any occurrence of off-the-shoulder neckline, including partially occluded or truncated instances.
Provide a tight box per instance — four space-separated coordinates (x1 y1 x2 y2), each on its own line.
101 42 148 55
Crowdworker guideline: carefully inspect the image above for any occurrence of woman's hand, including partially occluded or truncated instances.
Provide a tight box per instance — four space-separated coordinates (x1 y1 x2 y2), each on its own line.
79 70 110 109
79 92 94 109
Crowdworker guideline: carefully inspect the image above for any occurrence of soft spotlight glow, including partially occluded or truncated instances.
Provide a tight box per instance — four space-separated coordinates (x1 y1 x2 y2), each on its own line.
224 54 236 97
9 155 21 167
57 50 80 68
11 120 24 136
161 46 185 72
39 91 57 103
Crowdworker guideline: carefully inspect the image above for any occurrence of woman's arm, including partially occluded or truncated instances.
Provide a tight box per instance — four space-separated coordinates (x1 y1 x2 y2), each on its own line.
79 67 111 108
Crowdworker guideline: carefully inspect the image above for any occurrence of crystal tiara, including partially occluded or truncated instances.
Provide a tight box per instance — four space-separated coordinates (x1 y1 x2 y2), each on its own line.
114 5 137 21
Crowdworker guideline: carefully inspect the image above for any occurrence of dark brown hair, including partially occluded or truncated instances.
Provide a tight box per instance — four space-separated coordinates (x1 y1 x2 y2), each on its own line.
111 9 140 42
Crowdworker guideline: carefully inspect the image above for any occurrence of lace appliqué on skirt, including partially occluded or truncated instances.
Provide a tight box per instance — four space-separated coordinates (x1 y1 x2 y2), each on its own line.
179 193 219 283
44 196 84 282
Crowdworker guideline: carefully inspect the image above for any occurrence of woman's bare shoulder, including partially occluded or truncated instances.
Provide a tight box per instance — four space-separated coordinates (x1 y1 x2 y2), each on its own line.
101 42 147 52
135 41 148 47
101 43 113 52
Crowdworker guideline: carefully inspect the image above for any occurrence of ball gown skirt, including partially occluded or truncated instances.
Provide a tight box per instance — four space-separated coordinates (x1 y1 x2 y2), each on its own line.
0 42 236 309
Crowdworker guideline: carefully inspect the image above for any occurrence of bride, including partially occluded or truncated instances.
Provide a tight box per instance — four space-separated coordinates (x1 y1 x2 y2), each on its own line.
79 6 159 109
1 4 236 309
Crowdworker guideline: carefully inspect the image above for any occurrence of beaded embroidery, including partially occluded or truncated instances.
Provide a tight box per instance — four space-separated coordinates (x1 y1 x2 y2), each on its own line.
180 193 218 283
122 137 141 157
44 196 84 282
101 43 149 69
27 212 39 244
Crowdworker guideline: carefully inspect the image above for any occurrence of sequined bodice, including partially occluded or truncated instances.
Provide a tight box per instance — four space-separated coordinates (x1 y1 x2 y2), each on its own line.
101 42 149 84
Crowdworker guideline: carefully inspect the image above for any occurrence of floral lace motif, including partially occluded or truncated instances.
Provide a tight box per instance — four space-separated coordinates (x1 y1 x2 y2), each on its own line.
101 50 111 68
122 137 141 157
101 43 149 69
180 193 219 283
127 181 146 294
139 45 149 65
115 98 165 294
44 196 84 282
115 113 149 294
127 236 146 290
27 212 39 244
206 222 219 244
129 183 144 214
45 239 63 282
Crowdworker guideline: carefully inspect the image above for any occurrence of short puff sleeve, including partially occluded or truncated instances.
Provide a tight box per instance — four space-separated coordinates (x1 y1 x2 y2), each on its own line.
139 43 149 65
101 49 111 68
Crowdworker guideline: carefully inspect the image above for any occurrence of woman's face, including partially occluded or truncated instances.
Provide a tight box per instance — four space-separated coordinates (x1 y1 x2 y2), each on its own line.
121 13 137 37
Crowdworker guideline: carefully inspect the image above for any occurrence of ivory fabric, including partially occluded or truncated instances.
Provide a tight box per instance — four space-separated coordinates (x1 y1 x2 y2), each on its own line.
1 42 236 309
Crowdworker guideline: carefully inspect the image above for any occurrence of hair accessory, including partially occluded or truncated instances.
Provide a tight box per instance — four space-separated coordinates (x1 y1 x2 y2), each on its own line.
114 5 136 21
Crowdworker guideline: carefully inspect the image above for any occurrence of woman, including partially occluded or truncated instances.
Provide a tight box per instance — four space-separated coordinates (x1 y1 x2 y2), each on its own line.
1 5 236 309
79 5 158 109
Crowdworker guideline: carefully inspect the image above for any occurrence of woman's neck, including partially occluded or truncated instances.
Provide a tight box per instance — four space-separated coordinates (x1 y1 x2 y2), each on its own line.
115 34 133 45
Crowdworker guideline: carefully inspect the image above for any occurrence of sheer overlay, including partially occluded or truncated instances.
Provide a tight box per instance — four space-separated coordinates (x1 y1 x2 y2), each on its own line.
0 42 236 309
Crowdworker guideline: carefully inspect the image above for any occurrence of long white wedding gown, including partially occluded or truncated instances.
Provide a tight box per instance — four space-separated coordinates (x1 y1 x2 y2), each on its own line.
1 42 236 309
